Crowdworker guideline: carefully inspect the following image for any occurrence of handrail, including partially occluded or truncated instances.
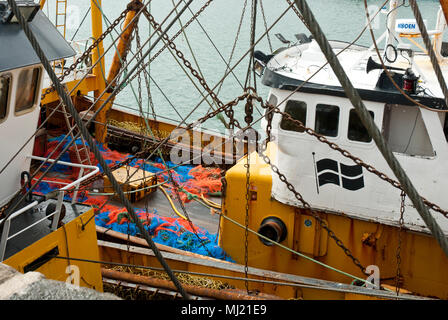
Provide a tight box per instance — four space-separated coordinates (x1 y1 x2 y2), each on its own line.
0 157 99 261
0 201 39 261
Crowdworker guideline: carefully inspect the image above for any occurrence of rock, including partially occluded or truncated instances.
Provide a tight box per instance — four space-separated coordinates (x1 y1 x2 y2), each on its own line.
0 263 119 300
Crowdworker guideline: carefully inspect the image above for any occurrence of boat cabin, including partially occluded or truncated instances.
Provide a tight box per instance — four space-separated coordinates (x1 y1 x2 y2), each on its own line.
0 5 75 208
257 8 448 236
0 3 102 272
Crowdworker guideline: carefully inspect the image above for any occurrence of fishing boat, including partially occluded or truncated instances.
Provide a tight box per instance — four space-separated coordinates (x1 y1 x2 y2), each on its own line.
1 0 447 301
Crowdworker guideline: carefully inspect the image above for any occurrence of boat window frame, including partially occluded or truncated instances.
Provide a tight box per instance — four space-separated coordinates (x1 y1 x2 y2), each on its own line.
14 66 41 117
347 108 375 144
314 103 340 138
0 73 12 125
383 104 435 158
279 99 308 134
265 93 278 121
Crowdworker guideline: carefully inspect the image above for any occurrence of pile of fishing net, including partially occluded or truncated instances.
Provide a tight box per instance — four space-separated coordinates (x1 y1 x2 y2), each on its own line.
40 135 223 201
30 135 232 261
95 204 233 262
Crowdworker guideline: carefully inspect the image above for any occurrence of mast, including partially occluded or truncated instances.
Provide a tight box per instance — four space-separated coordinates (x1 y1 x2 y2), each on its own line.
385 0 399 57
90 0 107 142
96 0 143 144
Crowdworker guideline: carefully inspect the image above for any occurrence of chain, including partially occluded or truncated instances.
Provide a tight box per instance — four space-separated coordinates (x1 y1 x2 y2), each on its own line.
243 95 255 294
253 94 367 274
135 24 145 143
244 153 250 293
40 7 130 101
258 145 368 274
118 0 214 96
286 0 310 30
146 0 213 64
395 191 406 295
74 90 253 194
141 4 242 128
244 0 257 89
268 106 448 218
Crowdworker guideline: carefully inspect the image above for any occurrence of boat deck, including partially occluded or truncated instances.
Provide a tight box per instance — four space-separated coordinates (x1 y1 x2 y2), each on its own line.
112 190 221 234
2 196 91 261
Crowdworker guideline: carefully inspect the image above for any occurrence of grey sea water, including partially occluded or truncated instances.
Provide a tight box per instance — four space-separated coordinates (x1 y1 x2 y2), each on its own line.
44 0 443 133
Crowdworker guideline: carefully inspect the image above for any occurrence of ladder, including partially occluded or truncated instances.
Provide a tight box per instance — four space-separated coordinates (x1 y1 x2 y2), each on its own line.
60 94 93 204
53 0 68 75
55 0 68 38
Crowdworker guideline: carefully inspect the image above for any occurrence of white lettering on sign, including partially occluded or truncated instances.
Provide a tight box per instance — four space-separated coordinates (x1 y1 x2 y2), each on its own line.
395 19 427 34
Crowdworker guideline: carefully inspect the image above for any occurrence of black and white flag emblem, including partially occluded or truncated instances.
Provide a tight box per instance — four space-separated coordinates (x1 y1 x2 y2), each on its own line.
316 158 364 191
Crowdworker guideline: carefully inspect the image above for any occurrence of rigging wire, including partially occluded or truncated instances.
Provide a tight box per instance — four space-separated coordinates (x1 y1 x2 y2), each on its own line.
0 1 154 177
4 0 195 300
52 255 416 299
295 0 448 258
259 0 273 53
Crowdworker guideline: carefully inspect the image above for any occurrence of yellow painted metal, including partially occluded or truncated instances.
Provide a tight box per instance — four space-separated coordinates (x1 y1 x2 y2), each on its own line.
39 0 46 10
41 75 99 105
98 241 385 300
106 8 140 88
55 0 68 39
90 0 108 143
95 4 141 144
4 208 103 292
219 142 448 299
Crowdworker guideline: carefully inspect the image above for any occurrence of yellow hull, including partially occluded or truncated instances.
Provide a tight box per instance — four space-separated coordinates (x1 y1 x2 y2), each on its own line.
4 208 103 291
219 144 448 299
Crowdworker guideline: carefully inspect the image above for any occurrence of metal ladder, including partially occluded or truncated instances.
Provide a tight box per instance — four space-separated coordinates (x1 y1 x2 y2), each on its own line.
60 94 93 203
55 0 68 38
53 0 68 75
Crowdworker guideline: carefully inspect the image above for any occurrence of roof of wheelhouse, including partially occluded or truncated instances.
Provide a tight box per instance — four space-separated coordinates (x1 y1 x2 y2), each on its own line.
0 10 75 72
262 39 448 110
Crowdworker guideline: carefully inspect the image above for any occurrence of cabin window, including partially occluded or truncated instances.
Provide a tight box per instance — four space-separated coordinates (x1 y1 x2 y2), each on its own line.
265 94 278 121
315 104 339 137
280 100 307 133
0 75 10 122
15 68 40 115
383 104 434 157
348 109 374 143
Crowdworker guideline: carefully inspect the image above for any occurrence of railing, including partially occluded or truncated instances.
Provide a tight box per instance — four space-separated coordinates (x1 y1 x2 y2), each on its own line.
0 156 99 261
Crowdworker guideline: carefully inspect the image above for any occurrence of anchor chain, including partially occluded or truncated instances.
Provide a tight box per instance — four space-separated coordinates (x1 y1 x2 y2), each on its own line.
396 191 406 295
244 154 251 293
254 94 367 274
243 94 255 294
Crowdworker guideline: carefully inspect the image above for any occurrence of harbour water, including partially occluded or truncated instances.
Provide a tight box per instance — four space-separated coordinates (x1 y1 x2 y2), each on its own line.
44 0 443 133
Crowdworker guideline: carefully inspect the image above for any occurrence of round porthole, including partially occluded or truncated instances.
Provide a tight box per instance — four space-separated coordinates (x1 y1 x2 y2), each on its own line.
257 217 287 246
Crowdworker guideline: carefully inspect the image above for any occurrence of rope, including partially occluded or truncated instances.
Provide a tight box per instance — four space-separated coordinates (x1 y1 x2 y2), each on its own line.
158 186 187 220
219 213 370 285
293 0 448 257
409 0 448 109
5 0 191 300
52 255 417 299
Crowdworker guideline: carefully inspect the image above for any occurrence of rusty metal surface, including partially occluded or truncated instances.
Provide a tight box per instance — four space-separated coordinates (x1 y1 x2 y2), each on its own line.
101 268 282 300
97 240 431 300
